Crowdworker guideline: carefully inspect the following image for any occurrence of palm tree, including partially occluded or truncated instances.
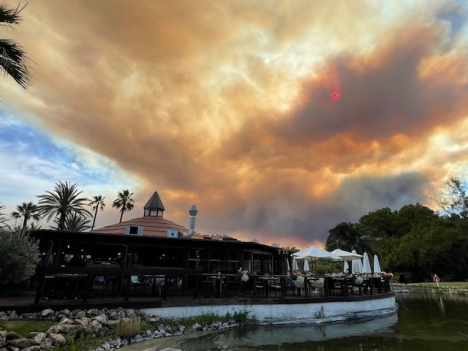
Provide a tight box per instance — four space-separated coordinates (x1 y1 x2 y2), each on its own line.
28 222 42 232
89 195 105 230
51 213 91 232
325 221 376 254
0 3 30 89
37 181 91 230
11 201 40 234
112 190 135 223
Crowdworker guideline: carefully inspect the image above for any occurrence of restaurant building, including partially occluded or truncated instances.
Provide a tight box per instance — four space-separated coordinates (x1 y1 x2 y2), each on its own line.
30 191 285 302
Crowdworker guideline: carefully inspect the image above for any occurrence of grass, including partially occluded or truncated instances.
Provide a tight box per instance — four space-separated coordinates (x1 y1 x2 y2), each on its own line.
0 320 57 336
405 281 468 294
408 282 468 288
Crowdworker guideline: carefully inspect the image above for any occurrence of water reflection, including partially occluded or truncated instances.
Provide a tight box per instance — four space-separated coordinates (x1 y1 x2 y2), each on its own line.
179 313 398 351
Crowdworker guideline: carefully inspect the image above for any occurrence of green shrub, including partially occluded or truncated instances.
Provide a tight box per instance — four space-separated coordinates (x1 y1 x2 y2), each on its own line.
56 333 107 351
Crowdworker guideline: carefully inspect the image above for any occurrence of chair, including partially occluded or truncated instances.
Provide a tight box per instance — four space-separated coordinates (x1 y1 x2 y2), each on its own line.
308 278 324 295
285 276 296 295
130 275 143 293
269 278 282 297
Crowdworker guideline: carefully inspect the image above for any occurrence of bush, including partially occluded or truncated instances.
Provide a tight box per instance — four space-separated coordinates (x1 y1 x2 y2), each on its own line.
0 229 40 291
113 316 146 339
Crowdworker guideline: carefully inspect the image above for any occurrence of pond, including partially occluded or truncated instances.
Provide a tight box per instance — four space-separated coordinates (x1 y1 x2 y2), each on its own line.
174 293 468 351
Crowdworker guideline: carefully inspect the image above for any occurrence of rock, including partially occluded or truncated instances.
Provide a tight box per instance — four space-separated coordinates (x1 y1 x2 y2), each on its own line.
48 333 66 346
40 338 53 350
0 331 6 346
41 309 54 317
192 322 202 331
8 338 38 349
87 309 100 317
22 346 41 351
75 311 86 319
101 341 112 350
5 332 22 341
134 334 143 342
59 317 75 325
158 324 166 333
8 311 18 319
27 332 46 343
94 314 108 325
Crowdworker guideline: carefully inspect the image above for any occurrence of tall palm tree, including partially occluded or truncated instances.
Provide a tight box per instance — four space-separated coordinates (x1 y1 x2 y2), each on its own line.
0 3 30 89
11 201 40 234
89 195 105 230
37 181 91 230
325 221 376 254
112 190 135 223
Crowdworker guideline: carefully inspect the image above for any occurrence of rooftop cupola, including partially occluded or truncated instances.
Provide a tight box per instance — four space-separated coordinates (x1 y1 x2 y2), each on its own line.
144 191 165 218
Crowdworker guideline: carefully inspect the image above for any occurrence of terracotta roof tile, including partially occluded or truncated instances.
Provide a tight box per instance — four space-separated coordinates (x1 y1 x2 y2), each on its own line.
91 215 204 239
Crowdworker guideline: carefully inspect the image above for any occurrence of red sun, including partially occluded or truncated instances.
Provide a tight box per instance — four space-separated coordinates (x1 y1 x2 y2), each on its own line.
331 92 340 100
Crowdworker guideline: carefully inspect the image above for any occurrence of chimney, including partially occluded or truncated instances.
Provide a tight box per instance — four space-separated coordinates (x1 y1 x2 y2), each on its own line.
187 205 198 237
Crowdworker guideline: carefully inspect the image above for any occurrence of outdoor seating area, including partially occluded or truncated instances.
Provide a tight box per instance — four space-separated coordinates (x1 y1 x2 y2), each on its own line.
32 271 391 305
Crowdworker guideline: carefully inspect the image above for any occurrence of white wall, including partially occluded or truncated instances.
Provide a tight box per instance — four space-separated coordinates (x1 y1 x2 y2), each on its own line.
142 296 397 324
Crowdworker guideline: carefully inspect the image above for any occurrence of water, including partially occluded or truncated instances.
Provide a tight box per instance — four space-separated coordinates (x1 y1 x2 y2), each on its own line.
176 294 468 351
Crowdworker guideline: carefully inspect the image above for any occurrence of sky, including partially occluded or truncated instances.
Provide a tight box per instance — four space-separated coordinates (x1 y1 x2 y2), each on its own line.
1 0 468 249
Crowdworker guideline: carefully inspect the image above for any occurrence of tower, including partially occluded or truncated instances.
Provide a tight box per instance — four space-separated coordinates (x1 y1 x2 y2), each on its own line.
187 205 198 237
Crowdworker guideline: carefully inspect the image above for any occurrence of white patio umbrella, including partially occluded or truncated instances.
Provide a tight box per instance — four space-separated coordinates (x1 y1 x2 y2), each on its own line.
292 258 299 271
362 252 372 274
303 259 310 273
292 245 342 261
351 250 363 273
332 249 362 274
373 255 382 274
292 245 341 274
331 249 363 261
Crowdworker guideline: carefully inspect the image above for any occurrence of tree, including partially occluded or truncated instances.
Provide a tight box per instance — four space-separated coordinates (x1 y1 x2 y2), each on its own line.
0 203 7 227
112 190 135 223
0 228 39 292
37 181 91 230
325 221 376 254
51 212 90 232
89 195 105 230
11 201 40 234
436 177 468 218
0 3 30 89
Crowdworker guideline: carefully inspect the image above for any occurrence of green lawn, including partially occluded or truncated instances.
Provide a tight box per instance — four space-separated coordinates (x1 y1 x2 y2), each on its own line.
408 281 468 288
0 320 56 336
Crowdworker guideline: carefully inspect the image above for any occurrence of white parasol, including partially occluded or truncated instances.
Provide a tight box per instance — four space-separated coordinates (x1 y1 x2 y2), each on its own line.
292 245 342 261
362 252 372 274
292 257 299 271
303 259 310 272
343 261 349 273
373 254 382 274
331 248 363 261
351 250 363 273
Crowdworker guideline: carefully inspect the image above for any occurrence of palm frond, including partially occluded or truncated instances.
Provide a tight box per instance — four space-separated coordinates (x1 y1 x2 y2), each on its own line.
0 39 29 88
0 3 27 26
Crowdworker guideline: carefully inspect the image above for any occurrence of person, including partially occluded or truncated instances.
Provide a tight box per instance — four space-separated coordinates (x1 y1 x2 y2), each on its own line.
433 273 440 287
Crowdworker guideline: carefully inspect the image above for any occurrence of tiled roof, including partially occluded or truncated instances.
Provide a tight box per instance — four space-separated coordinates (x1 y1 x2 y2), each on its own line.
91 215 204 239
